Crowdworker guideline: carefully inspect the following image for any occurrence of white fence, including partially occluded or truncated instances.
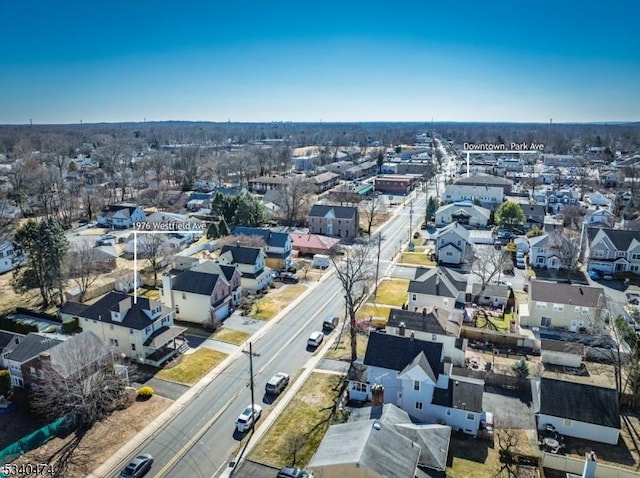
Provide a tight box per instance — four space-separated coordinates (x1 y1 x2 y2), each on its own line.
542 453 640 478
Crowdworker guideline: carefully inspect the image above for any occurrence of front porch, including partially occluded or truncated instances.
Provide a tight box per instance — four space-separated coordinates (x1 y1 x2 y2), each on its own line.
144 326 189 367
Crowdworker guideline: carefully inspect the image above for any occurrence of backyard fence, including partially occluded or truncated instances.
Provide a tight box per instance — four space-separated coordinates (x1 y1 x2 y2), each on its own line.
0 414 73 465
542 452 640 478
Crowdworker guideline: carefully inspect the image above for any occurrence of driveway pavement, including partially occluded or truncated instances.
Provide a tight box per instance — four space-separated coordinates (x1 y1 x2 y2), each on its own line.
132 377 190 401
223 313 268 335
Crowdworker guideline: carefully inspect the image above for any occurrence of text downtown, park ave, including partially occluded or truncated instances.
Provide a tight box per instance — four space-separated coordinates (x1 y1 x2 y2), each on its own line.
463 142 545 151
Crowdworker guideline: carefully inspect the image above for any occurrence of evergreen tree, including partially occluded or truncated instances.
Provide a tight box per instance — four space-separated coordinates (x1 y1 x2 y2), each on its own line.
14 218 69 306
206 221 219 239
511 359 529 378
425 196 437 222
218 217 230 237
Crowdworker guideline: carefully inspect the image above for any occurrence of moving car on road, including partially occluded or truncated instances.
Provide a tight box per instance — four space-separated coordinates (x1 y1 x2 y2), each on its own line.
235 404 263 432
119 453 153 478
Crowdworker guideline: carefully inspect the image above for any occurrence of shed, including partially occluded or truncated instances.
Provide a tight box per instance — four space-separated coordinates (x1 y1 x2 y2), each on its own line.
540 339 584 368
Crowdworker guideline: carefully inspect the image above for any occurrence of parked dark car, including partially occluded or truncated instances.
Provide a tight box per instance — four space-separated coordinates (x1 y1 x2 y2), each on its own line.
119 454 153 478
274 272 299 284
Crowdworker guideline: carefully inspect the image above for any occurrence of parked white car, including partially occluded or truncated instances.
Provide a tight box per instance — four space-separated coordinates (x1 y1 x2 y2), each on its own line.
235 404 262 433
307 331 324 348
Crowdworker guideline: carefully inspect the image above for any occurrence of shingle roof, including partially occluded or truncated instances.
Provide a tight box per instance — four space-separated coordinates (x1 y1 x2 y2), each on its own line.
5 333 64 363
454 174 513 187
0 331 22 352
231 226 290 248
436 202 490 220
521 204 546 217
364 332 444 377
171 270 220 295
538 378 619 428
530 280 604 308
409 267 468 298
388 308 462 337
309 204 358 219
192 261 238 283
220 245 262 265
431 378 484 413
471 283 510 299
435 222 471 241
400 351 437 383
541 339 584 355
587 227 640 251
59 302 90 317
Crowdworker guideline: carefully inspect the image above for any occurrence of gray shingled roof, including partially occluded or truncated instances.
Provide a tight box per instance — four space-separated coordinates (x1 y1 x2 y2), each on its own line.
538 378 619 429
432 378 484 413
171 270 220 295
587 227 640 251
541 339 584 355
471 283 510 299
388 308 462 337
409 267 468 298
309 204 358 219
530 280 604 308
454 174 513 187
220 245 262 265
364 332 444 377
5 333 64 363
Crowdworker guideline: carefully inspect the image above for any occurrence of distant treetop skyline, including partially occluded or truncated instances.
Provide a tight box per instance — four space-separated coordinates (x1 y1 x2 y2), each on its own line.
1 0 639 125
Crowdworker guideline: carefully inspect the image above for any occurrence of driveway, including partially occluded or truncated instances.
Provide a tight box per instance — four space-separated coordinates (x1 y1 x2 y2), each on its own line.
483 385 536 429
223 313 267 335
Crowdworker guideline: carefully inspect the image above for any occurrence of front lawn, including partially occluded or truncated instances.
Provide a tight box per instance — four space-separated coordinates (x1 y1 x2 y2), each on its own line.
212 327 251 345
250 372 347 468
251 284 308 320
399 252 436 267
374 279 409 307
155 348 227 385
357 303 391 320
325 332 369 360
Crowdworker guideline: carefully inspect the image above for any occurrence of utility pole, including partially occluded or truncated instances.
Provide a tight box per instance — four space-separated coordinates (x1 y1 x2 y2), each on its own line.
409 199 414 240
249 342 256 432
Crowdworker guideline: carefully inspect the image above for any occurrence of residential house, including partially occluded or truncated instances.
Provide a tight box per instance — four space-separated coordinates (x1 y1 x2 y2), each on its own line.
4 333 64 388
387 307 466 366
58 292 186 366
524 280 605 330
348 332 487 436
293 155 319 172
374 175 417 195
435 202 490 228
434 222 471 265
528 233 563 270
471 283 511 308
231 226 293 270
161 260 241 327
0 240 23 274
218 244 272 292
520 204 546 230
545 190 579 214
311 171 340 193
97 203 146 228
533 377 620 445
308 204 359 239
584 208 616 228
144 212 205 241
186 192 213 211
308 404 451 477
290 233 341 256
247 175 288 194
344 160 378 180
408 267 468 313
443 184 503 210
586 227 640 276
585 191 611 208
0 331 23 368
21 331 112 389
540 339 583 368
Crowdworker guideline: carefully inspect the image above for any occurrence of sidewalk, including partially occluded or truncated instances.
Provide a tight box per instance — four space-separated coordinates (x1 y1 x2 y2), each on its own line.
89 272 332 478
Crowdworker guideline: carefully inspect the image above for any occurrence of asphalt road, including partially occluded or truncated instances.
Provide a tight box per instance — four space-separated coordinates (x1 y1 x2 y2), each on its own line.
106 190 428 478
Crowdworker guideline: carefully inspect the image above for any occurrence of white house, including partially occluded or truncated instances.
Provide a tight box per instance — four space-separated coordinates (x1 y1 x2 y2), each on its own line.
59 292 187 367
435 202 490 228
435 222 471 266
533 377 620 445
584 209 616 228
218 244 272 293
97 203 146 229
443 184 503 210
161 261 241 327
528 233 562 270
585 191 611 208
586 227 640 276
525 280 605 330
231 226 293 270
0 241 22 274
387 308 466 366
348 332 487 436
408 267 468 311
471 283 511 308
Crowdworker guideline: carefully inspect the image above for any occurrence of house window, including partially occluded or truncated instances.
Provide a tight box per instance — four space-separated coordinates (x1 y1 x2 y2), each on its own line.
563 419 572 427
574 306 581 313
412 294 416 301
182 292 186 300
30 367 36 377
175 305 180 314
467 413 475 420
413 381 420 391
145 327 151 334
110 339 119 347
443 298 449 306
595 250 604 258
553 304 564 312
446 409 451 416
617 252 625 258
432 334 437 341
110 324 114 330
131 344 136 351
351 382 367 393
130 328 134 334
446 252 453 256
415 402 423 410
632 253 640 261
536 302 547 310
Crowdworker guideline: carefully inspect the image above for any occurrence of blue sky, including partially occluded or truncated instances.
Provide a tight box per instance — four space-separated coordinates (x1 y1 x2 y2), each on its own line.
1 0 639 124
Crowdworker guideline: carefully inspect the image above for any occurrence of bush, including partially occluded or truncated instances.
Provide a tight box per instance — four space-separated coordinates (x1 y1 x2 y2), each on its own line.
0 369 11 396
137 386 154 400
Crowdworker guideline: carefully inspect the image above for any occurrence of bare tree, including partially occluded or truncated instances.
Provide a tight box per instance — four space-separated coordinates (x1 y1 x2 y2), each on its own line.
138 234 171 286
275 176 314 226
470 246 510 296
561 204 584 230
548 230 582 281
359 194 388 236
494 421 521 478
67 240 112 302
331 242 375 362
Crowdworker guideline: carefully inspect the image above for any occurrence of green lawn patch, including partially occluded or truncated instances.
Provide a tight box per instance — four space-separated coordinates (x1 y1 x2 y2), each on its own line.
476 313 512 332
252 284 307 320
212 327 251 345
155 348 227 385
250 372 347 469
374 279 409 307
399 252 436 267
136 287 161 300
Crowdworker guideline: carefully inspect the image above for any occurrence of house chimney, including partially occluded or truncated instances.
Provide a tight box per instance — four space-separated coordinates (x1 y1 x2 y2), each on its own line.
162 273 173 308
583 451 597 478
39 351 51 362
399 322 406 336
422 307 427 316
436 274 440 296
236 240 240 248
